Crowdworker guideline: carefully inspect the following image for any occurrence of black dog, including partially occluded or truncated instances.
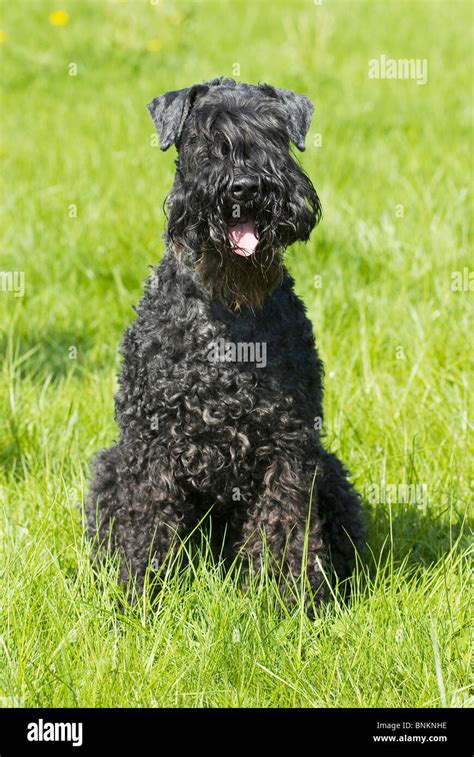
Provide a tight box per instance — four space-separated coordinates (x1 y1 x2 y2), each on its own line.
87 78 364 613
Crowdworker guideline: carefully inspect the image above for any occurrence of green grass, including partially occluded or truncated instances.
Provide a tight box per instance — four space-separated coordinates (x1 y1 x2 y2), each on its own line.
0 0 472 708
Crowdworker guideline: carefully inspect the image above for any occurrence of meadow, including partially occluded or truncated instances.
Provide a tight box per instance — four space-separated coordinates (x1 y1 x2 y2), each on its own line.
0 0 472 707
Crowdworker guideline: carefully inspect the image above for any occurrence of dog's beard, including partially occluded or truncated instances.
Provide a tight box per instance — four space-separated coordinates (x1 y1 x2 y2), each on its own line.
184 203 285 309
195 232 284 310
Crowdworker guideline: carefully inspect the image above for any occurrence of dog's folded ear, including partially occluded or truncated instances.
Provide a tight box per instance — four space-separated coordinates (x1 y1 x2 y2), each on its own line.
273 87 314 152
148 84 208 151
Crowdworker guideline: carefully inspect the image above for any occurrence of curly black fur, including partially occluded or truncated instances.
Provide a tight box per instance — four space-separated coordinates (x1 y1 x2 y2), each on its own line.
87 78 364 613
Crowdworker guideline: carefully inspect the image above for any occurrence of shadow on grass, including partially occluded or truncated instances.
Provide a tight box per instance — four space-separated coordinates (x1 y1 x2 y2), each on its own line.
364 500 471 569
0 327 116 382
0 327 116 480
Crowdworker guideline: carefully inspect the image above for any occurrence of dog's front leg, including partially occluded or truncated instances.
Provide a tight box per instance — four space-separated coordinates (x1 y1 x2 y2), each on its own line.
236 455 328 615
87 443 197 598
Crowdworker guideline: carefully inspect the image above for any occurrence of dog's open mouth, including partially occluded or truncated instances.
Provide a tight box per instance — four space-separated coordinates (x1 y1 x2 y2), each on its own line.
228 218 259 257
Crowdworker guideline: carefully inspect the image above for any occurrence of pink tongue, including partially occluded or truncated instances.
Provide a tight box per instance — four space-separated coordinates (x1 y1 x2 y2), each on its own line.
228 220 258 257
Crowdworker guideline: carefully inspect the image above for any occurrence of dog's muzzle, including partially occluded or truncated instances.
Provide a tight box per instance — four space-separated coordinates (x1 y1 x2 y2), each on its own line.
227 175 260 257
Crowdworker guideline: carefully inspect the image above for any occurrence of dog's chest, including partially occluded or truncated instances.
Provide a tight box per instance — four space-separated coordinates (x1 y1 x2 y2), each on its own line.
134 270 322 490
165 289 319 436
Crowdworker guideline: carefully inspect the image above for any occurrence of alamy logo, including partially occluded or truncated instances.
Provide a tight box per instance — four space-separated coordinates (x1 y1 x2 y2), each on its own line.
207 338 267 368
366 482 428 506
368 55 428 85
0 270 25 297
27 719 83 748
451 267 474 291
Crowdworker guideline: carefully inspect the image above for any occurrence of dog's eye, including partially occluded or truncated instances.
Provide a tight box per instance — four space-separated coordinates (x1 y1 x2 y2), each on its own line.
215 141 230 159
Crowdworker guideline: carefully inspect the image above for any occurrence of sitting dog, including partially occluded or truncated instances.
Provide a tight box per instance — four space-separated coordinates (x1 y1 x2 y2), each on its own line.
87 77 364 613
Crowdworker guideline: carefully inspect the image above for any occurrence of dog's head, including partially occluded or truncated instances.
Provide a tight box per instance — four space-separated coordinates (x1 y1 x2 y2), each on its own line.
148 78 321 309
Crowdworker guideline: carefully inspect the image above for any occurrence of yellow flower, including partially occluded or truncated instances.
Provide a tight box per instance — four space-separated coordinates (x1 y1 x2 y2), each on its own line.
0 31 6 43
147 38 162 53
49 10 70 26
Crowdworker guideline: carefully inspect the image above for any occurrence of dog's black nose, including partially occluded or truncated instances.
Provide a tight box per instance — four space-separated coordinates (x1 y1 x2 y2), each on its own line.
231 175 259 201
